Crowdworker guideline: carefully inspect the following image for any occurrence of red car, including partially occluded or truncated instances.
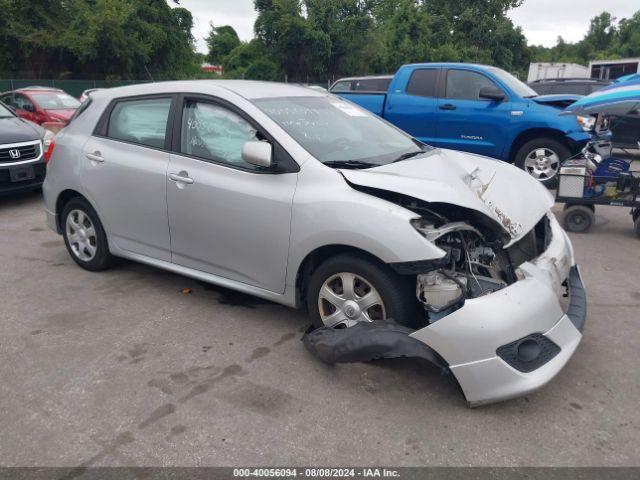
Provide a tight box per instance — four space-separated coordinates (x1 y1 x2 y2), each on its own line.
0 86 80 131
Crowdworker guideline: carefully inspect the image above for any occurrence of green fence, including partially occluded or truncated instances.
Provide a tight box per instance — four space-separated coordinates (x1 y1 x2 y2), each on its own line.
0 79 152 98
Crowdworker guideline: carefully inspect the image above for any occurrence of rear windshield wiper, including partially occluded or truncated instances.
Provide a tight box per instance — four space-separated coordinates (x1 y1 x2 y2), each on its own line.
392 150 424 163
323 160 378 169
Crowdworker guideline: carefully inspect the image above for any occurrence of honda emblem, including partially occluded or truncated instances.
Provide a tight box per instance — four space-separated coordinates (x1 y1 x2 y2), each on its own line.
9 149 21 159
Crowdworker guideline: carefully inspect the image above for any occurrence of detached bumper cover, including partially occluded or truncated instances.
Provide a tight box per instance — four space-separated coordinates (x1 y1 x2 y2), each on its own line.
303 319 446 370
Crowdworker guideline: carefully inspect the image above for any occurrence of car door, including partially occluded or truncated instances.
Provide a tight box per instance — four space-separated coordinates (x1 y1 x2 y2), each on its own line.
166 96 298 293
384 68 439 144
81 95 175 261
436 69 512 158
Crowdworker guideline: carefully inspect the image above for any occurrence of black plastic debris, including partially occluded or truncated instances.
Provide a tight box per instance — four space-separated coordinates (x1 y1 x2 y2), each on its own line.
302 319 447 370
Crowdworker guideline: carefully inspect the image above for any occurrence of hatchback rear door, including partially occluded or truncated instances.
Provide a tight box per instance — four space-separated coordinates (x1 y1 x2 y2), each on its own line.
81 95 176 261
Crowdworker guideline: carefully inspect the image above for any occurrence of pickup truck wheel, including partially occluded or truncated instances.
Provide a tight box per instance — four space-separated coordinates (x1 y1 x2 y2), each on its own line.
515 138 570 188
307 254 418 330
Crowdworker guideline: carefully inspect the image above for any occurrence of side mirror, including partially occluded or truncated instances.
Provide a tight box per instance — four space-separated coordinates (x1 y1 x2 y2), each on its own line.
479 86 506 102
242 140 273 168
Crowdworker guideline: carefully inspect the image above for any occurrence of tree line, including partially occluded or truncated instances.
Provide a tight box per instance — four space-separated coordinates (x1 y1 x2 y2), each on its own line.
0 0 197 80
1 0 639 82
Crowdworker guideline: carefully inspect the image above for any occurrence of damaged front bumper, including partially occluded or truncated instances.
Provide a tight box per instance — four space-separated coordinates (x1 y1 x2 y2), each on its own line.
305 214 586 407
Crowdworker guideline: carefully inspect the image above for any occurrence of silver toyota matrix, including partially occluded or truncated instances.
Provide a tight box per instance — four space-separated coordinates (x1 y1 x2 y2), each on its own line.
43 81 586 406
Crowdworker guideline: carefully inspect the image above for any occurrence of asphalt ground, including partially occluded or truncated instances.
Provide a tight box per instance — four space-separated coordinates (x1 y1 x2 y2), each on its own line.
0 184 639 467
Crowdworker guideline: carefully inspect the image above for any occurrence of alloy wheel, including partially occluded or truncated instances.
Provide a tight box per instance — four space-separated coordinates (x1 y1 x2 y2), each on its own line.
523 148 560 181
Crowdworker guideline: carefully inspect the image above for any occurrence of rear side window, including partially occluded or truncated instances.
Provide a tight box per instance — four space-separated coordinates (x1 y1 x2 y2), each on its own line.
331 81 352 92
353 78 391 92
445 70 497 100
106 98 171 149
406 69 439 98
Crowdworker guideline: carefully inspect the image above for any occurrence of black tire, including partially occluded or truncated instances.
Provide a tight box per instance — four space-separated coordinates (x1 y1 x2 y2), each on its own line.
563 205 595 233
61 197 114 271
514 138 570 189
634 217 640 239
563 203 595 212
306 253 419 329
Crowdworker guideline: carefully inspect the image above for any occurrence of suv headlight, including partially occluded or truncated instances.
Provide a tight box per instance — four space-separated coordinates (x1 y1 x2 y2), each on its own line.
577 115 596 132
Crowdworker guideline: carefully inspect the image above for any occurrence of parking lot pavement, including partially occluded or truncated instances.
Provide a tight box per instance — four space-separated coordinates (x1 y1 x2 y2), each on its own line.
0 191 639 468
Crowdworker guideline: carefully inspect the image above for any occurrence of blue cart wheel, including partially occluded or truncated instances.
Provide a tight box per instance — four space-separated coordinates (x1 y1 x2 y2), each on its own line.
563 205 594 233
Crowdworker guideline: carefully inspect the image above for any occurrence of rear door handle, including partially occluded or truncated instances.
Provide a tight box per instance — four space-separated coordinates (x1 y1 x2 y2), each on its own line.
168 172 194 185
86 152 104 162
439 104 457 111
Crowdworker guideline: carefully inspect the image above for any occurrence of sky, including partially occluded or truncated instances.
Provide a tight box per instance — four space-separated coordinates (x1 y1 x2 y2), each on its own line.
170 0 638 53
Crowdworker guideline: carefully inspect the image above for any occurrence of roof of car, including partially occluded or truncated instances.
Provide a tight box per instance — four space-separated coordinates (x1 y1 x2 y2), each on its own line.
16 86 66 92
89 80 327 101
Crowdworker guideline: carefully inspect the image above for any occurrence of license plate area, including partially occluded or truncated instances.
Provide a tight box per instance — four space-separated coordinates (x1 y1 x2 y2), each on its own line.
9 165 35 182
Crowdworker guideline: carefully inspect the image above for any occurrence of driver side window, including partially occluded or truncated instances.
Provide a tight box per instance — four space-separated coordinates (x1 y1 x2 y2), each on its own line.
445 70 499 101
180 100 261 169
14 93 34 111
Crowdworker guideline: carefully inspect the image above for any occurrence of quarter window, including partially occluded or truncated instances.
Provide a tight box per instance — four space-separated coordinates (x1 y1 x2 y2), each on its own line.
180 100 261 169
406 69 439 98
331 81 352 92
107 97 171 149
445 70 498 101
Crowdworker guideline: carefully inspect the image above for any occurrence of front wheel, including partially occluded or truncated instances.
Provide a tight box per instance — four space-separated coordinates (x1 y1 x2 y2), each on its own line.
515 138 570 188
306 253 419 329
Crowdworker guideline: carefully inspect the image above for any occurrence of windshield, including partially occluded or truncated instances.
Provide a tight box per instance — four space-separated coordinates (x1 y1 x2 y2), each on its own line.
31 92 80 110
0 102 14 118
487 67 539 98
254 96 421 166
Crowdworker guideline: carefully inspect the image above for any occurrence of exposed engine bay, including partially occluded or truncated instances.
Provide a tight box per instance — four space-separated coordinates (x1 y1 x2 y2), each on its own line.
403 198 553 323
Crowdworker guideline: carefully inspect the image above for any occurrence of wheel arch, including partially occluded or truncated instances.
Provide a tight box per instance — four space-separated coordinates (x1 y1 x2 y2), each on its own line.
508 128 570 164
294 244 396 309
55 189 91 232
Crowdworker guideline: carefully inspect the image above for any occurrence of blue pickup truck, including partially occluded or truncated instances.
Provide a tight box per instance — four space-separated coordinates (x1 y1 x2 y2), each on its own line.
331 64 592 186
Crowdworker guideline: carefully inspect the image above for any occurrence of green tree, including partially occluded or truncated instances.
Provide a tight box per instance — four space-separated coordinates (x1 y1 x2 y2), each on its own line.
0 0 196 80
206 24 241 64
223 39 281 80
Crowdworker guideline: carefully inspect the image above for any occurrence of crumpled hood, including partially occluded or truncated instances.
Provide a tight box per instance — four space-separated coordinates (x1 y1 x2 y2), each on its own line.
340 148 554 244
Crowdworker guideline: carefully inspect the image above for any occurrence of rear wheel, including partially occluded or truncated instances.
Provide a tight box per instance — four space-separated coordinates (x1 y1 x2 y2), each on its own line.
306 253 418 329
515 138 570 188
563 204 595 233
61 197 114 271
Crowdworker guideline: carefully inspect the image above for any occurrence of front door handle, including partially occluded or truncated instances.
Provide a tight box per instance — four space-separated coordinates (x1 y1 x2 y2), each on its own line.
86 152 104 163
439 104 457 111
169 172 194 185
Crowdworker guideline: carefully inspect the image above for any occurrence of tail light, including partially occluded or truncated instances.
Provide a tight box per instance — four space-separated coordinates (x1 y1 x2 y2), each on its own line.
44 139 55 164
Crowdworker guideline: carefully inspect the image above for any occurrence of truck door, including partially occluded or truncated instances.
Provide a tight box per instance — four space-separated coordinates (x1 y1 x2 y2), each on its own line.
436 69 511 159
384 68 439 145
